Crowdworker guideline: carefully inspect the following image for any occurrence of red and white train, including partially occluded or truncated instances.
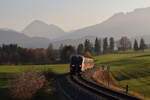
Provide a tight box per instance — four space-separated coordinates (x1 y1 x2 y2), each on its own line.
70 55 94 74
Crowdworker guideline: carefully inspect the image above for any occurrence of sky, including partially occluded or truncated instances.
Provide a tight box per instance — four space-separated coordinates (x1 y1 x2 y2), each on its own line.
0 0 150 32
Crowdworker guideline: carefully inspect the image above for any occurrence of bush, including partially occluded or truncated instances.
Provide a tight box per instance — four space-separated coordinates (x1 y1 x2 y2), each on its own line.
9 70 46 99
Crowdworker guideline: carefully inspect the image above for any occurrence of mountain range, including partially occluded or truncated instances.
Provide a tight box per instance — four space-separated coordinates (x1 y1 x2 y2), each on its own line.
60 7 150 40
0 7 150 48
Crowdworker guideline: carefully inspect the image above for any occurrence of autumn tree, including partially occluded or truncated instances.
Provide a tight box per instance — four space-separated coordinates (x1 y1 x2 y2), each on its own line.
47 44 56 63
117 37 132 51
60 45 76 63
84 51 92 58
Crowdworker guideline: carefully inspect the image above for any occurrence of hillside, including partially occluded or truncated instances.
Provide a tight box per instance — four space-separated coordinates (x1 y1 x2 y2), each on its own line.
0 29 51 48
95 51 150 99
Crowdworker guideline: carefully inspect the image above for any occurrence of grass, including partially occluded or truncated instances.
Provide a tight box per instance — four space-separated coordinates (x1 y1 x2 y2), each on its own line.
0 50 150 99
95 50 150 99
0 64 69 100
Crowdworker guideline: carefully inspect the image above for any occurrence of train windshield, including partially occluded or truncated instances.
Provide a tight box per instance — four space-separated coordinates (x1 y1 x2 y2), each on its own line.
70 56 83 65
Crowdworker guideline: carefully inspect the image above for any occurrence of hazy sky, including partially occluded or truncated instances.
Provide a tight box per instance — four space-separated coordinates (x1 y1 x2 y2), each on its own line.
0 0 150 32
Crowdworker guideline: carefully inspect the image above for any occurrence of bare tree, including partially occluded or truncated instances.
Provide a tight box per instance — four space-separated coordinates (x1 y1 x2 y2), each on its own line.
117 37 132 51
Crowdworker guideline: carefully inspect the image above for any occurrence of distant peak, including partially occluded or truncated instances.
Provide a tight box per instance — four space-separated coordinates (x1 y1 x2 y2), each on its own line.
30 20 48 25
49 24 60 28
33 20 44 23
134 6 150 12
22 19 65 39
113 12 125 17
106 12 125 21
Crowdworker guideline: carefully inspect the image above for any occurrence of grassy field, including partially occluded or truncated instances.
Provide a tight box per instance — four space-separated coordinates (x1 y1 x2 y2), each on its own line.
95 50 150 99
0 64 69 100
0 64 69 87
0 50 150 99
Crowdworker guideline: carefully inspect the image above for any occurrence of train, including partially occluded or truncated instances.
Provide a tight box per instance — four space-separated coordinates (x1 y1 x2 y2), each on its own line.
70 55 94 74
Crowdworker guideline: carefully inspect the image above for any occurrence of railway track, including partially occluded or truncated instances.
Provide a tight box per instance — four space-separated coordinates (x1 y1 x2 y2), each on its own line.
70 74 143 100
57 74 102 100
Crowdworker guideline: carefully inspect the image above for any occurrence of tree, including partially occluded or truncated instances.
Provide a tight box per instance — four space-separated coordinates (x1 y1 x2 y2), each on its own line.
94 37 101 55
60 45 76 63
0 44 56 65
109 37 115 52
98 39 102 54
139 38 146 51
34 48 47 64
0 44 21 64
18 48 35 64
134 39 139 51
59 44 64 53
84 51 92 58
47 44 56 63
0 46 2 64
103 37 108 53
77 44 84 55
84 39 93 53
117 37 132 51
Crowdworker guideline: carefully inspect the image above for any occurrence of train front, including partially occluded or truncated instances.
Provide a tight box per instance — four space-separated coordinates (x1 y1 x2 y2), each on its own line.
70 55 94 74
70 55 83 75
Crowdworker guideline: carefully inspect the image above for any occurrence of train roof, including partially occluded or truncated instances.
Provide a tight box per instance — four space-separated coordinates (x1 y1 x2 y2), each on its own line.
71 55 94 59
71 55 83 58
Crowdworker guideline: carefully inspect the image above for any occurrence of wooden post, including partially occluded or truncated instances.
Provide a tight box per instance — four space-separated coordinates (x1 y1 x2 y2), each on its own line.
125 85 128 94
107 65 110 87
101 65 105 82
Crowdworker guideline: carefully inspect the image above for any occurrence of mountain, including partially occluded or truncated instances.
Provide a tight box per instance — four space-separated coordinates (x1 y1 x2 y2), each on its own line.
52 36 97 49
1 29 150 49
1 7 150 49
0 29 51 48
59 7 150 40
0 29 29 44
0 29 96 49
23 20 66 39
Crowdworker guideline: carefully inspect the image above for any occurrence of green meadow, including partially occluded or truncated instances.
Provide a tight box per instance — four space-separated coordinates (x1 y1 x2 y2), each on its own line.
0 64 69 100
95 50 150 99
0 50 150 99
0 64 69 87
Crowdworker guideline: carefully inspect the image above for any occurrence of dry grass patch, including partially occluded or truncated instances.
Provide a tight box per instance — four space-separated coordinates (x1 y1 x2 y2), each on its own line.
92 70 145 99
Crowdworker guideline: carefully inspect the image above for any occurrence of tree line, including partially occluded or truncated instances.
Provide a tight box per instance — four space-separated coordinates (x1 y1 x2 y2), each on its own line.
133 38 147 51
60 37 147 63
77 37 147 55
0 44 57 65
77 37 115 55
0 37 148 65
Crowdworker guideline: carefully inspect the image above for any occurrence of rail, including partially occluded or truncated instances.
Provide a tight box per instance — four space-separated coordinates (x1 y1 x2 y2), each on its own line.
70 74 143 100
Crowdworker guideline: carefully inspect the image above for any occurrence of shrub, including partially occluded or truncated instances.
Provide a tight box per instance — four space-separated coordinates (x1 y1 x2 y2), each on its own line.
9 70 46 99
